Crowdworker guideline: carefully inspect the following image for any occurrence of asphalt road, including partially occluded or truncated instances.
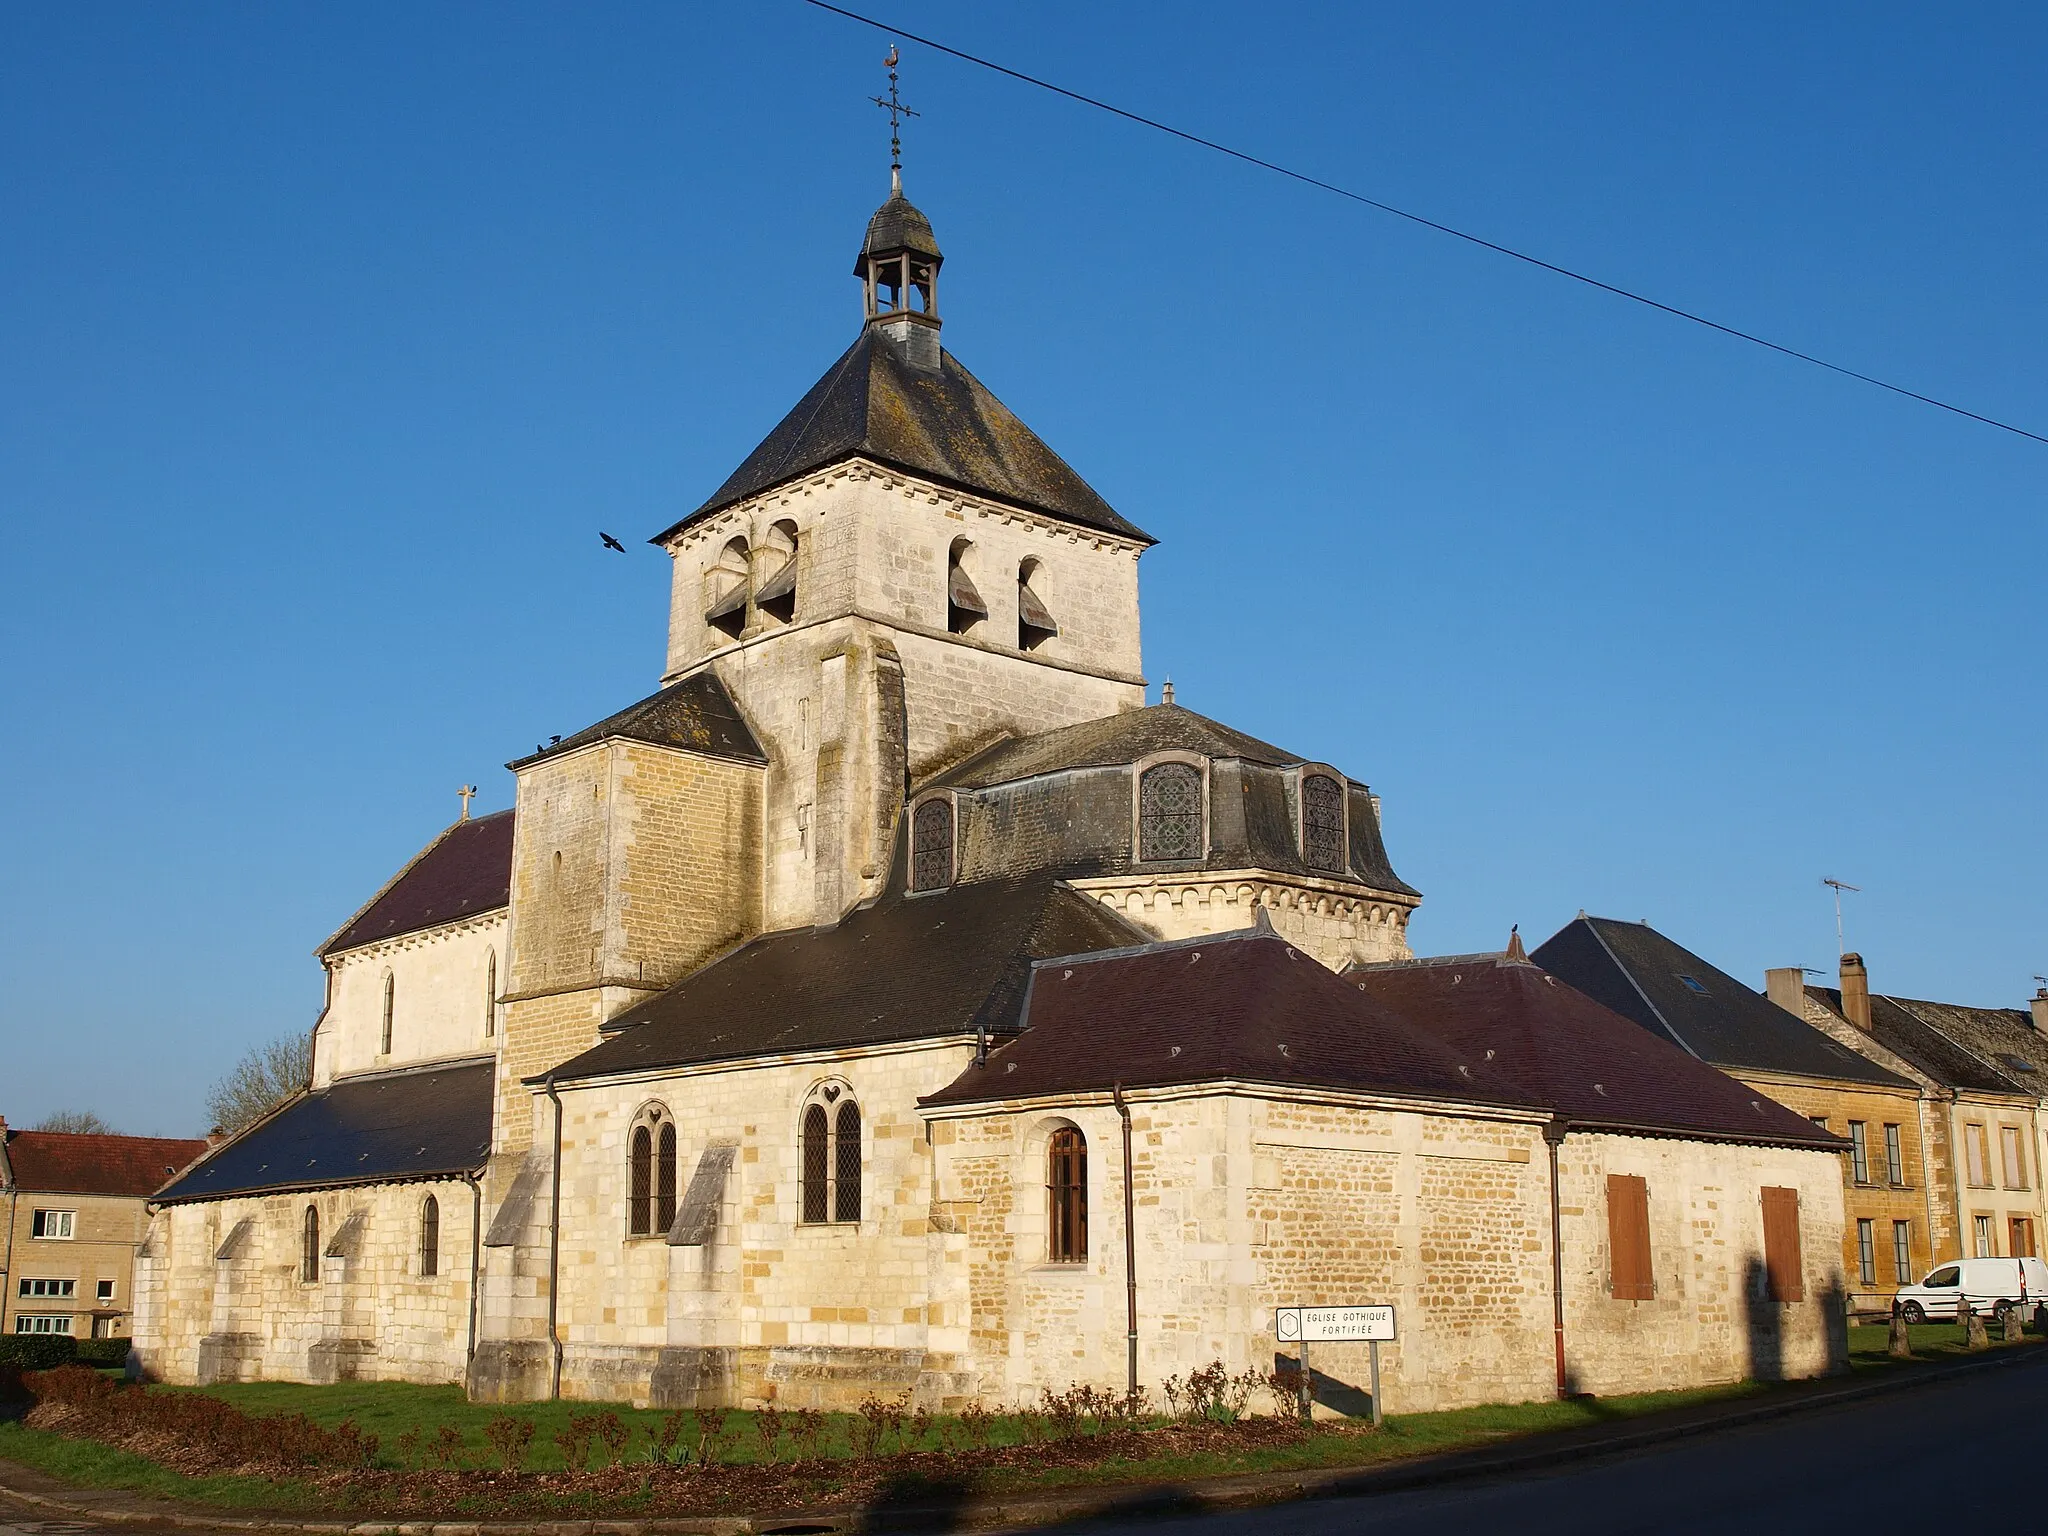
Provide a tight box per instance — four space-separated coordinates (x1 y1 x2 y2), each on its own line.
1034 1355 2048 1534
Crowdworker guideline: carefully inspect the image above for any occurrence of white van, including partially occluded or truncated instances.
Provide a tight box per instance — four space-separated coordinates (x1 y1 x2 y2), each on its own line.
1894 1256 2048 1323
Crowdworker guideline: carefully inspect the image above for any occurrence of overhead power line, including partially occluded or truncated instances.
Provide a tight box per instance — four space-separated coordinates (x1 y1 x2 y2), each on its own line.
801 0 2047 448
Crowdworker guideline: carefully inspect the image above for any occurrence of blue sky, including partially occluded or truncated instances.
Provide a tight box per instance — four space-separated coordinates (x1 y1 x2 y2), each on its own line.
3 3 2042 1135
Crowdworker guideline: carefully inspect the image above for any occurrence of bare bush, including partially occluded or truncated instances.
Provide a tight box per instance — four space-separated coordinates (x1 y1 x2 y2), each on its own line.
205 1032 313 1135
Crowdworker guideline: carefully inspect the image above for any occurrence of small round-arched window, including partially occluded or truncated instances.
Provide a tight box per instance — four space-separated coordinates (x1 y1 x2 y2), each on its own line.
1137 762 1203 862
1300 773 1346 873
910 799 954 892
1048 1126 1087 1264
301 1204 321 1283
419 1194 440 1278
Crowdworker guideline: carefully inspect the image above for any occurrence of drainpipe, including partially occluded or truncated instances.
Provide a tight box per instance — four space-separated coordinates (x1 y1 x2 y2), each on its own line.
545 1075 565 1400
1543 1118 1570 1398
463 1173 483 1368
1113 1084 1137 1399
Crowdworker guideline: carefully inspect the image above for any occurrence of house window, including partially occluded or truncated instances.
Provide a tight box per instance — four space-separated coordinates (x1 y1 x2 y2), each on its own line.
1893 1220 1913 1284
17 1279 75 1299
302 1205 321 1283
1847 1121 1869 1184
1973 1214 1995 1258
1760 1187 1804 1302
1884 1123 1904 1186
96 1279 115 1301
380 972 395 1056
1137 762 1203 862
483 950 497 1039
910 798 954 892
800 1087 861 1225
14 1315 72 1335
2011 1217 2037 1259
1856 1218 1876 1285
1299 772 1345 873
2002 1126 2027 1189
1048 1127 1087 1264
628 1106 678 1237
419 1195 440 1278
1965 1123 1992 1187
1605 1174 1653 1299
31 1210 75 1240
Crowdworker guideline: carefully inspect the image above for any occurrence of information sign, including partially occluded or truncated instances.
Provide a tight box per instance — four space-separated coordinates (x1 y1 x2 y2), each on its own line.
1275 1305 1397 1343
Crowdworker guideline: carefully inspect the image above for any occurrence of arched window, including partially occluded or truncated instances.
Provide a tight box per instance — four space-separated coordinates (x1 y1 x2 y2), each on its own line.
419 1194 440 1277
483 950 497 1039
1300 773 1346 873
301 1205 321 1283
657 1121 678 1233
379 972 395 1055
1017 559 1057 651
946 537 985 635
1048 1127 1087 1263
705 536 751 642
756 520 799 625
1137 762 1204 862
630 1125 653 1235
628 1105 675 1237
800 1086 862 1225
910 798 954 892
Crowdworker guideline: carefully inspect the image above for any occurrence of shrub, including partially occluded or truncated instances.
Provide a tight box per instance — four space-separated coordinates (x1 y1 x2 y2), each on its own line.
0 1336 78 1371
21 1368 379 1472
591 1410 629 1469
73 1338 132 1369
788 1406 825 1462
483 1414 535 1472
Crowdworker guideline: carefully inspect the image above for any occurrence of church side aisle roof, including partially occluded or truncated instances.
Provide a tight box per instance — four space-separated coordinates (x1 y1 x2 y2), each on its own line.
320 810 515 958
510 669 768 771
154 1058 494 1203
546 878 1147 1083
654 328 1153 546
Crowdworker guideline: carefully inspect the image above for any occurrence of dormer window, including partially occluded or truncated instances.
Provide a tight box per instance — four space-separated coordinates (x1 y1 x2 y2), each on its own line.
1299 772 1346 874
1017 559 1057 651
946 538 985 635
1137 760 1204 862
910 797 955 892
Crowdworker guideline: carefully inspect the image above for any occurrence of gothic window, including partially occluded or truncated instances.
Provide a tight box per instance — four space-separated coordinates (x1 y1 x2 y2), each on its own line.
1137 762 1204 862
1048 1127 1087 1264
628 1105 676 1237
483 950 496 1039
419 1194 439 1278
800 1085 861 1225
380 973 395 1055
1300 773 1346 873
756 520 799 625
301 1205 321 1283
1017 558 1057 651
910 798 954 892
946 538 986 635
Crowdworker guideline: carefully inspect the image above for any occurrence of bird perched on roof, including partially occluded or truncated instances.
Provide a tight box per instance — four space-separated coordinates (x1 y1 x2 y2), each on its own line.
599 532 626 553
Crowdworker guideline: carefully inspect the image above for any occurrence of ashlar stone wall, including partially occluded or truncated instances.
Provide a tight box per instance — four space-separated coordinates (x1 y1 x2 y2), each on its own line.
315 913 506 1087
1071 876 1415 971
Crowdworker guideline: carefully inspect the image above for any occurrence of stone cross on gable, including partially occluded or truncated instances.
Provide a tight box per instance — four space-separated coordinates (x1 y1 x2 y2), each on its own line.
458 784 477 821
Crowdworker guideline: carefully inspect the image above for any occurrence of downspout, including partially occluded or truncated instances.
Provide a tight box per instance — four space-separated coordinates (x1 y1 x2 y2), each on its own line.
545 1075 565 1400
1113 1084 1137 1400
463 1172 483 1367
1544 1118 1570 1398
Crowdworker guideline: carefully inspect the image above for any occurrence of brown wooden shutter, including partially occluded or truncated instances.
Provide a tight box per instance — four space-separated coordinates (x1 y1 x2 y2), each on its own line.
1761 1186 1804 1302
1606 1174 1653 1300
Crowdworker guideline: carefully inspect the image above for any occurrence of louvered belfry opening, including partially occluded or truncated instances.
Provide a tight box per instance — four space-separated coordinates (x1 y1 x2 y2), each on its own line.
1048 1127 1087 1263
1605 1174 1653 1299
1300 772 1346 873
629 1125 654 1236
910 799 954 892
1137 762 1203 861
802 1104 830 1224
946 538 985 634
833 1101 862 1223
657 1121 679 1233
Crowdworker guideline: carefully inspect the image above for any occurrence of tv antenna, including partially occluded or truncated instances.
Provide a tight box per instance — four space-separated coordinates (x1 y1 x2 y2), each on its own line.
1822 878 1860 956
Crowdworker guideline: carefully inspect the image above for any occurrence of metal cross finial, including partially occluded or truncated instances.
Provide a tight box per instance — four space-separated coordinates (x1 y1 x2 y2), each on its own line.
871 44 918 190
458 784 477 822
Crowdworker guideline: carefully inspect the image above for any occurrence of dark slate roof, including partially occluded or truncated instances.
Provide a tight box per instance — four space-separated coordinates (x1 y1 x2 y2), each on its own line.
511 669 768 771
656 327 1152 545
923 926 1533 1110
929 705 1418 899
549 879 1148 1083
1806 987 2032 1096
155 1059 494 1203
320 811 515 957
858 189 941 263
2 1130 211 1197
1530 917 1908 1087
1352 955 1843 1149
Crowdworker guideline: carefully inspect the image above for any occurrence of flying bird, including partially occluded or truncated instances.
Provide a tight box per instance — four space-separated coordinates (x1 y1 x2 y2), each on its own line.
599 532 626 553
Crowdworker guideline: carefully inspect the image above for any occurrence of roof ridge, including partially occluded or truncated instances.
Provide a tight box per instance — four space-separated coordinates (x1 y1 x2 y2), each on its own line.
1578 916 1703 1061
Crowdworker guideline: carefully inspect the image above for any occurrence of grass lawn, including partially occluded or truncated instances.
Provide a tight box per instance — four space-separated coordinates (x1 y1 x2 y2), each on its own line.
0 1325 2035 1517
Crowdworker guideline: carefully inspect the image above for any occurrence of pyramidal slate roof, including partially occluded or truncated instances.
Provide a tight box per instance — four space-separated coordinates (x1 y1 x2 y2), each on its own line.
1530 917 1908 1087
321 810 515 958
511 669 767 771
655 327 1152 546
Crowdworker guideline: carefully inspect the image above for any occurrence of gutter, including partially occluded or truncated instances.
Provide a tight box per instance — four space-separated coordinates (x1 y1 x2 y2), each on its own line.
545 1074 565 1400
1112 1084 1137 1399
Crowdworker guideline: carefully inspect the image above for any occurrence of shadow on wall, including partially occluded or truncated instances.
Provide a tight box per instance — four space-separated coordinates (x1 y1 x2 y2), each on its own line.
1269 1350 1374 1418
1743 1255 1848 1381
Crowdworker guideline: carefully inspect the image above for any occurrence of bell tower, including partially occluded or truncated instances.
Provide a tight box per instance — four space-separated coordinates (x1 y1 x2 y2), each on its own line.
857 50 943 368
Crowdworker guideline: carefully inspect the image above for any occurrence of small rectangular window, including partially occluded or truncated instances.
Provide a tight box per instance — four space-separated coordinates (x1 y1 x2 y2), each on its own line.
1974 1214 1995 1258
18 1278 76 1299
1856 1218 1876 1285
1605 1174 1654 1300
1892 1220 1912 1284
1761 1187 1804 1302
30 1210 75 1240
14 1315 74 1335
1884 1123 1905 1186
1847 1122 1869 1184
2002 1126 2027 1189
1678 975 1709 995
96 1279 115 1301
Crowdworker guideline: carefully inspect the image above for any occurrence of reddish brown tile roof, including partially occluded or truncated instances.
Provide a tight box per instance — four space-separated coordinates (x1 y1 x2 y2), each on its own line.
3 1130 211 1197
320 810 514 957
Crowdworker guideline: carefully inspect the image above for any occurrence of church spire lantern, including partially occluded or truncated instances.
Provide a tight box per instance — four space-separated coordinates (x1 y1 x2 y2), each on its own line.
857 47 942 367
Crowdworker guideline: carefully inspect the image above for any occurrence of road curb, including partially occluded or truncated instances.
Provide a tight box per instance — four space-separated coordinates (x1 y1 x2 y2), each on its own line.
3 1345 2041 1534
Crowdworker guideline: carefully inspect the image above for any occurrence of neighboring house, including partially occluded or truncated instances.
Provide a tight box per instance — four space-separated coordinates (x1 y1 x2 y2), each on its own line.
0 1120 208 1340
1531 918 1936 1314
1778 955 2048 1274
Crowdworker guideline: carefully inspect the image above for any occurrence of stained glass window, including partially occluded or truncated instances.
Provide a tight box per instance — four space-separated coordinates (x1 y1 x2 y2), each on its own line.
657 1121 679 1232
1137 763 1203 861
911 799 954 891
1301 773 1345 873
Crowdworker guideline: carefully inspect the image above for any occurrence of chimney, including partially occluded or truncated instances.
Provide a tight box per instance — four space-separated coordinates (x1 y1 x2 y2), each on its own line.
2032 987 2048 1034
1764 967 1807 1017
1840 952 1872 1032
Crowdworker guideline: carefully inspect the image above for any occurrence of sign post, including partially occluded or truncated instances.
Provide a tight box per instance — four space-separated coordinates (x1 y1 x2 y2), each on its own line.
1275 1305 1396 1427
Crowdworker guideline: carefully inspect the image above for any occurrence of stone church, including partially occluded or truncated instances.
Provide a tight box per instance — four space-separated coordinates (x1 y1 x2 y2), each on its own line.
135 171 1848 1412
